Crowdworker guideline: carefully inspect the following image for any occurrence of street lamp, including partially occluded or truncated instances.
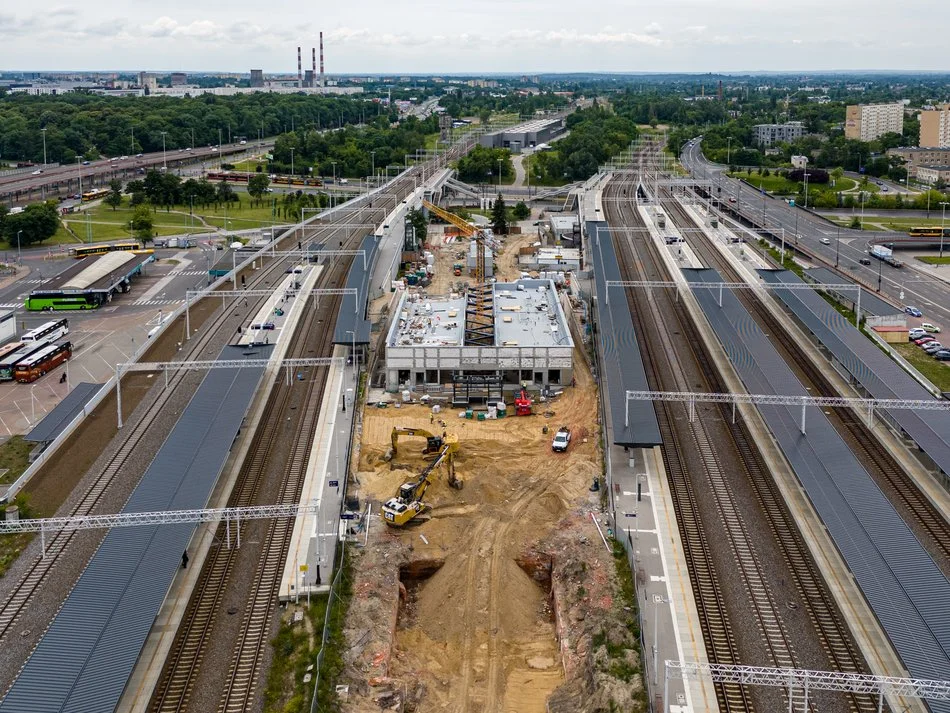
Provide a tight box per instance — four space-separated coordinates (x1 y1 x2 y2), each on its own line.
940 202 948 259
160 131 167 170
498 158 503 188
16 230 22 265
40 128 47 167
290 147 295 177
370 151 376 182
726 136 732 167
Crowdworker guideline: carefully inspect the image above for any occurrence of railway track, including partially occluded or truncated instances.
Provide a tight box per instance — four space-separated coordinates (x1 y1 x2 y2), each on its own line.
664 192 950 572
604 166 877 713
151 180 412 712
0 180 406 702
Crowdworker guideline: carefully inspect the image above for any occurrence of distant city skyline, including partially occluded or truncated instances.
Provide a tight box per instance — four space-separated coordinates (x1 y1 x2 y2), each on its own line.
1 1 947 74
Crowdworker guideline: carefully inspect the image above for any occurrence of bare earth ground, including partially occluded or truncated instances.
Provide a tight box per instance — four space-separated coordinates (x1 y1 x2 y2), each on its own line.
342 345 645 712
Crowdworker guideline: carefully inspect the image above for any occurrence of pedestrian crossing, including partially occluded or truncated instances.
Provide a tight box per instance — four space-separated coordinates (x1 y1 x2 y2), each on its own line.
166 269 207 277
131 298 184 307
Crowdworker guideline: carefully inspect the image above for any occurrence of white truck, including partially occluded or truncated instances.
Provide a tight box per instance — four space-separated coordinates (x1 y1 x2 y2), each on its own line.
869 244 903 268
551 427 571 453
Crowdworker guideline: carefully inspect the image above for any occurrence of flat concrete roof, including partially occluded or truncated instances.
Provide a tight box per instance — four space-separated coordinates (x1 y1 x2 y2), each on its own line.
38 252 154 294
389 279 571 350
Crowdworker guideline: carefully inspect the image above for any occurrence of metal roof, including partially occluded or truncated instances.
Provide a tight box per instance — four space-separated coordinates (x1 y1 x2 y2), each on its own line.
587 220 661 448
0 345 270 713
685 267 950 705
760 269 950 478
62 252 136 290
332 235 377 346
40 253 153 295
24 382 101 444
802 267 899 317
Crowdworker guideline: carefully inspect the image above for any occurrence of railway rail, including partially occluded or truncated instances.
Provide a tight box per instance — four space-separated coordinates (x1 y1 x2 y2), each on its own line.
663 192 950 574
0 180 402 705
604 168 876 713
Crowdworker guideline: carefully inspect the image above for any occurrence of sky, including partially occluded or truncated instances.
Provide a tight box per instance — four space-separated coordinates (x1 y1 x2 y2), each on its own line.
1 1 948 74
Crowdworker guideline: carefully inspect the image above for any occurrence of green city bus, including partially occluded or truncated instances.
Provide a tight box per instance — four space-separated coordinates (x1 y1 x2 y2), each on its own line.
25 292 105 312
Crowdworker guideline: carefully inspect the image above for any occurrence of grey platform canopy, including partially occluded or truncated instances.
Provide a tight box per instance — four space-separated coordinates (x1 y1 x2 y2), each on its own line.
0 345 271 713
587 220 661 448
685 267 950 712
760 268 950 478
332 234 377 346
802 267 900 317
24 382 102 446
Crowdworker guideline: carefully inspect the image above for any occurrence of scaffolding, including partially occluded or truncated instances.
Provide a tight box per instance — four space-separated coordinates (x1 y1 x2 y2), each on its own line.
451 372 504 405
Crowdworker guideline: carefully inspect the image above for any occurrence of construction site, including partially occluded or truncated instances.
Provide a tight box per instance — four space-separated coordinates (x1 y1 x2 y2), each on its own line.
341 201 642 712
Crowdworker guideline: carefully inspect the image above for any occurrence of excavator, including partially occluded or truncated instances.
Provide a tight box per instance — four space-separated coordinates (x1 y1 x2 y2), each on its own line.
381 428 462 527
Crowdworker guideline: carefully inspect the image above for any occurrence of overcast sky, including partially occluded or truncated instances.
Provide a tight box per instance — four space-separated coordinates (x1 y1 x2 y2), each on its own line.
2 1 947 74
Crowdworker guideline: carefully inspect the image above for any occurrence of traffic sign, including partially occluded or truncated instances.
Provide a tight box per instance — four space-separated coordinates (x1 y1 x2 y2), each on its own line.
328 480 339 488
299 564 309 572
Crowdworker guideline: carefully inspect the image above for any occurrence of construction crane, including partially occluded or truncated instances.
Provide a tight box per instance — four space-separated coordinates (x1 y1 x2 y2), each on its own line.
381 432 461 526
421 199 494 345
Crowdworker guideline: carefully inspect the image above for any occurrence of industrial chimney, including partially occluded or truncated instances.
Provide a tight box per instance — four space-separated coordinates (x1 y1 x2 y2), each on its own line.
297 46 302 87
312 47 317 88
319 32 325 88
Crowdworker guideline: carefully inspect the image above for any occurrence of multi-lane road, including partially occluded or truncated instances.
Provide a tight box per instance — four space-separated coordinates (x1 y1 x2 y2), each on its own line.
681 140 950 325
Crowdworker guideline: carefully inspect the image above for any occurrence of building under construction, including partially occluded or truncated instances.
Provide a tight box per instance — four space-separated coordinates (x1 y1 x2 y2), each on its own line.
384 279 574 395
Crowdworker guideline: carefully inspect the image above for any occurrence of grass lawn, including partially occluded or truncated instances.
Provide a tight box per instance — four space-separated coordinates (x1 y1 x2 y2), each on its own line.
893 343 950 391
729 172 798 194
424 133 440 150
917 256 950 265
0 436 39 577
878 217 949 230
523 153 570 187
832 177 858 192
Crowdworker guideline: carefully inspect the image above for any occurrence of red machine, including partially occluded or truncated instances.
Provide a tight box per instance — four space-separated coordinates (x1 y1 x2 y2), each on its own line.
514 388 532 416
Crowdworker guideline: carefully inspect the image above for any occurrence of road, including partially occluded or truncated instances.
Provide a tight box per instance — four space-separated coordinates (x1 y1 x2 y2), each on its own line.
681 140 950 326
1 141 276 206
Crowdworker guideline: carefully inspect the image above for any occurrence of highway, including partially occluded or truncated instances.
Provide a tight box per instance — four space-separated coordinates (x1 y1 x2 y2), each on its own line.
681 140 950 325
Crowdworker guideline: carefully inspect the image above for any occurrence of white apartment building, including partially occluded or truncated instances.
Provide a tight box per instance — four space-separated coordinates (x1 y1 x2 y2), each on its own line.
845 102 904 141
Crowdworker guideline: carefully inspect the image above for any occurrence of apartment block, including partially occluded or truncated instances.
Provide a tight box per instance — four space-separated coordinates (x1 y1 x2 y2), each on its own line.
844 102 904 141
752 121 805 147
919 104 950 148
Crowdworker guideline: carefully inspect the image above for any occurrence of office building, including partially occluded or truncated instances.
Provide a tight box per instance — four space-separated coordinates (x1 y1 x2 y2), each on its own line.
915 165 950 185
752 122 805 147
844 102 903 141
919 104 950 148
887 146 950 174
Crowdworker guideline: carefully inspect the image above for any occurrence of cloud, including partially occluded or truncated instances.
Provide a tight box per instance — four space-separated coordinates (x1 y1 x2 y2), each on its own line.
644 22 663 36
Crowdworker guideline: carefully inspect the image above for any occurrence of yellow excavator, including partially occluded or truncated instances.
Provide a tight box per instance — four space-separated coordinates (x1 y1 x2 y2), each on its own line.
381 428 462 527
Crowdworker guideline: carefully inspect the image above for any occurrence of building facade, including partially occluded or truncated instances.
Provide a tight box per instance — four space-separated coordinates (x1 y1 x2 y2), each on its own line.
919 104 950 148
887 146 950 172
249 69 264 88
385 280 573 392
915 165 950 185
752 122 805 147
170 72 187 86
844 102 904 141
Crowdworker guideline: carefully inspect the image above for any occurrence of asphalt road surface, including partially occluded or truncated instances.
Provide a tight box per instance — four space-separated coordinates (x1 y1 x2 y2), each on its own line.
681 140 950 326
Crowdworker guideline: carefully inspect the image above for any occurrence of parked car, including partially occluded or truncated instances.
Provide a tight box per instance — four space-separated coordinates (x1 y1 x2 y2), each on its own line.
909 327 926 338
933 350 950 361
922 342 944 354
921 323 941 333
913 336 935 345
905 306 923 318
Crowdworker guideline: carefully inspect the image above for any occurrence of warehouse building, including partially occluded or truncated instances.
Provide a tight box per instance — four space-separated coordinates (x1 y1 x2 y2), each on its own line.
384 279 573 396
479 118 565 152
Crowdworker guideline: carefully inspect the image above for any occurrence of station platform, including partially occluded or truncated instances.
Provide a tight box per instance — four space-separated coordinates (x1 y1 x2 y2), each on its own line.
235 266 315 347
279 344 357 600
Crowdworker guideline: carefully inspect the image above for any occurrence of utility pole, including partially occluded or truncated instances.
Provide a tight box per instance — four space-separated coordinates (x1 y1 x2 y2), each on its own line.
160 131 167 170
41 128 47 166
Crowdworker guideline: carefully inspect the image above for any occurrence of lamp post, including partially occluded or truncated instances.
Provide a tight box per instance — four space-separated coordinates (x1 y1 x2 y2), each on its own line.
77 156 83 198
160 131 167 170
497 158 503 188
803 169 810 209
40 128 47 167
940 202 948 259
726 136 732 166
370 151 376 183
289 147 295 177
16 230 22 266
835 223 841 268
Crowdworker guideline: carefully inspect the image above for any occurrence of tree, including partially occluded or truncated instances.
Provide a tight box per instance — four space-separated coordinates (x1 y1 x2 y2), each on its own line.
512 201 530 220
105 179 123 211
490 194 508 235
406 207 428 245
129 205 154 241
2 201 60 246
247 174 270 206
216 181 236 207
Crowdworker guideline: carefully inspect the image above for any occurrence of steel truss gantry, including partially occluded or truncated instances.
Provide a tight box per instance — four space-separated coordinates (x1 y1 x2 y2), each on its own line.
0 503 321 558
184 287 358 338
664 661 950 713
624 389 950 434
114 357 344 428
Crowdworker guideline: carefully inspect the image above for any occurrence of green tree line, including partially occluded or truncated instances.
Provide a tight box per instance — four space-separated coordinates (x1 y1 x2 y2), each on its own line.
0 92 395 164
